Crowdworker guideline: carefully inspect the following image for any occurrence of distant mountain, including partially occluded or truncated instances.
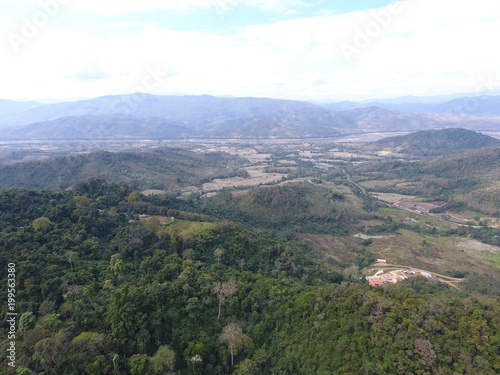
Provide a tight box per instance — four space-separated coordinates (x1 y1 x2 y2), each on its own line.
1 94 500 139
319 101 363 111
203 117 342 138
362 96 500 118
428 96 500 118
362 92 500 104
0 147 246 191
5 115 195 140
365 128 500 156
330 107 453 131
0 99 42 119
0 94 331 130
322 95 500 120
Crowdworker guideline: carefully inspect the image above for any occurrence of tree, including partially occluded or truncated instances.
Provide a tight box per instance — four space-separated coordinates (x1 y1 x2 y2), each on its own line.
233 358 258 375
145 216 162 237
414 338 437 369
150 345 176 374
212 280 238 321
129 354 149 375
16 367 33 375
18 312 36 335
32 216 53 233
237 258 246 271
214 247 225 263
220 323 253 366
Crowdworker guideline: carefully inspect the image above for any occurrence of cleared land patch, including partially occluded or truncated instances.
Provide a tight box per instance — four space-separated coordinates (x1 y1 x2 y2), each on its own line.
457 240 500 253
201 166 285 191
372 192 417 204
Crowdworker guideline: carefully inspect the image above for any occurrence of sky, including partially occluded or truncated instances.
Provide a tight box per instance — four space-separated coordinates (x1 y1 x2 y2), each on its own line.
0 0 499 102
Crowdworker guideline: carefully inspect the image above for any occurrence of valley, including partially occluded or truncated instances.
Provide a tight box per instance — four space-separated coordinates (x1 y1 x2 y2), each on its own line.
2 128 498 281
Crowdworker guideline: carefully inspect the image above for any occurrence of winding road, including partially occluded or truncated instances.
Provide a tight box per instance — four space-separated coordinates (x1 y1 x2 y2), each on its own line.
342 168 367 195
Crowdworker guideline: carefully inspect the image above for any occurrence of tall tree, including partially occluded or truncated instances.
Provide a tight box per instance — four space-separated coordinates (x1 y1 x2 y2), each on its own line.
220 323 252 366
212 280 238 321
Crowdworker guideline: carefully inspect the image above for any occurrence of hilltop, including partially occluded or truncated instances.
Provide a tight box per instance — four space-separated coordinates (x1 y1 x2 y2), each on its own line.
0 147 246 192
356 147 500 214
365 128 500 156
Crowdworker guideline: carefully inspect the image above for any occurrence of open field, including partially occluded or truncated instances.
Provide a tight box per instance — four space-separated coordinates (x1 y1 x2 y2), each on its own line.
297 233 359 267
300 228 500 277
359 179 405 189
457 240 500 253
201 145 273 163
372 192 418 204
201 165 285 191
367 229 500 275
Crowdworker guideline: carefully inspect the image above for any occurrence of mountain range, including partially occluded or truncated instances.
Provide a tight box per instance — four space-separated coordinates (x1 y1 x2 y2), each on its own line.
1 93 500 140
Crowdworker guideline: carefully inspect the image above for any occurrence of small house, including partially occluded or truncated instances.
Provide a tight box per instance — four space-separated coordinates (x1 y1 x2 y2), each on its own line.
368 278 385 286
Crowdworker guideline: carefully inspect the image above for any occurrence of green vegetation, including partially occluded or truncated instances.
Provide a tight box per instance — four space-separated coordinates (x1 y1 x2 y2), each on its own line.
0 147 246 193
355 147 500 214
1 135 500 374
1 181 500 374
197 182 371 236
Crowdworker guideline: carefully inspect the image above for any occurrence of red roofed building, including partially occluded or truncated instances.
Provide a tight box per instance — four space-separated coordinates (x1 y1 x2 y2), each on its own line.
381 274 393 282
368 278 385 286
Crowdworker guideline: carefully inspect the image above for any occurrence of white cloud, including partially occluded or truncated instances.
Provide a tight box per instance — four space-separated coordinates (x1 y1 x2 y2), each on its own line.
57 0 308 15
100 21 141 29
1 0 500 100
0 0 309 16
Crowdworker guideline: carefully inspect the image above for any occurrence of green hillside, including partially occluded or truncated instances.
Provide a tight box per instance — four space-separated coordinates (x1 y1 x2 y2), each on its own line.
366 128 500 156
1 184 499 374
234 183 371 230
355 147 500 214
0 147 246 192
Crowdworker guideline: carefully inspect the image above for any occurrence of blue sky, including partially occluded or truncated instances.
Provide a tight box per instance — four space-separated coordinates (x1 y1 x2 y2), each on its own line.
0 0 499 102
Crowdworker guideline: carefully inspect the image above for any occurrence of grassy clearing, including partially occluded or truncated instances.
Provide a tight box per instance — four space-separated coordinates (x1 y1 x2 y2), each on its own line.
201 165 285 191
372 192 418 204
298 233 359 268
359 179 404 189
365 229 500 275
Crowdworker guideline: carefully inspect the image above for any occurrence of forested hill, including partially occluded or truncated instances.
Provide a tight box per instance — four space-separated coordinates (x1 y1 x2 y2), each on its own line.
0 183 499 374
0 147 246 192
356 147 500 214
365 128 500 156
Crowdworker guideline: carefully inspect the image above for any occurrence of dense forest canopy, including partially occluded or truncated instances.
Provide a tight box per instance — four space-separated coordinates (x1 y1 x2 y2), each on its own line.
1 181 499 374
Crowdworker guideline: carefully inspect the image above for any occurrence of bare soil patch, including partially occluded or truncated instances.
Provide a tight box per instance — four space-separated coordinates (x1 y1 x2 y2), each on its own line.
457 240 500 253
372 193 417 204
201 166 285 191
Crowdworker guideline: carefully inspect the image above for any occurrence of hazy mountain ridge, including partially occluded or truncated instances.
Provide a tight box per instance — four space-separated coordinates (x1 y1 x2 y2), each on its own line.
5 115 196 140
0 99 42 119
1 94 500 140
357 95 500 118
